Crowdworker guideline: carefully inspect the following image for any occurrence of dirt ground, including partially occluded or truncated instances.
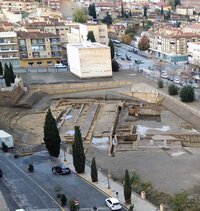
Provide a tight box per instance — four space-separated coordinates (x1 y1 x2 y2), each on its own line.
1 85 200 195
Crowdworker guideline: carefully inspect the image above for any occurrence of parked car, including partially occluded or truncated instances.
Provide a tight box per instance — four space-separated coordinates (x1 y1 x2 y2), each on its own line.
105 198 122 211
161 72 168 79
148 66 154 70
174 78 180 84
52 165 71 175
116 52 121 56
0 168 3 178
167 75 174 81
126 54 132 61
54 63 67 68
121 55 126 60
192 83 199 88
135 59 141 64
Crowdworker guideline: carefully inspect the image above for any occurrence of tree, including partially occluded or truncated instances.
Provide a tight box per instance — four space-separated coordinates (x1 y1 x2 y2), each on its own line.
124 169 132 204
138 35 150 51
2 142 8 152
43 108 61 157
0 61 3 75
174 0 181 8
112 60 120 72
73 9 88 23
4 63 11 87
180 86 195 102
72 126 85 174
60 194 67 206
89 4 97 19
9 62 15 83
144 6 148 18
161 6 164 15
91 157 98 182
87 31 96 42
129 10 132 18
158 79 163 88
168 84 178 95
121 34 132 45
121 2 124 18
102 12 112 26
172 192 189 211
108 39 114 60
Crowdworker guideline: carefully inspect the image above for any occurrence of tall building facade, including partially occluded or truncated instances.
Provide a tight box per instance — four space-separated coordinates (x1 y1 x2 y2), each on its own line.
0 32 19 67
17 31 61 68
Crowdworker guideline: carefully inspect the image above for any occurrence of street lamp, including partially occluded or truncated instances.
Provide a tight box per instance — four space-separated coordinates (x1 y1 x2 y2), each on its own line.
107 170 111 189
62 142 67 163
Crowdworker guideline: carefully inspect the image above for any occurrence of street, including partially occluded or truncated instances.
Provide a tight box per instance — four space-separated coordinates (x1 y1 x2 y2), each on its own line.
0 152 126 210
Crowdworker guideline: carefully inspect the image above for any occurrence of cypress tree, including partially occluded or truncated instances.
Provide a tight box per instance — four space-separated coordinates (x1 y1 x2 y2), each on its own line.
121 2 124 17
144 6 148 18
87 31 96 42
9 62 15 83
88 4 92 16
43 108 61 157
91 157 98 182
91 4 97 19
0 61 3 75
124 169 132 204
4 63 11 87
72 126 85 174
108 39 115 60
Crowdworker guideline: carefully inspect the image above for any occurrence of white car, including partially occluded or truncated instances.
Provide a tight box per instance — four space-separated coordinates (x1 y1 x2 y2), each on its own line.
54 63 67 68
105 198 122 210
174 78 180 84
161 72 168 79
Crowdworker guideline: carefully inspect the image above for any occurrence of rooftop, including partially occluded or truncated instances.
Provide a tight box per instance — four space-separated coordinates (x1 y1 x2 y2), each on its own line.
17 31 59 39
67 42 109 49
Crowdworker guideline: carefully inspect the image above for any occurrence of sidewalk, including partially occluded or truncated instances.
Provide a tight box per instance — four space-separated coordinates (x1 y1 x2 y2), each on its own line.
59 150 157 211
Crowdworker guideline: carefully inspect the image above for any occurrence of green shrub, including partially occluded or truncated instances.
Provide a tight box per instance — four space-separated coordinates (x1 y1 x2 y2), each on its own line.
180 86 195 102
60 194 67 206
112 59 120 72
168 84 178 95
2 142 8 152
158 79 163 88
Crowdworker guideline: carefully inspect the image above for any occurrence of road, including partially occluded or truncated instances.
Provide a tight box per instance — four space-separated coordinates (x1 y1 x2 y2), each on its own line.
0 153 62 210
0 152 126 210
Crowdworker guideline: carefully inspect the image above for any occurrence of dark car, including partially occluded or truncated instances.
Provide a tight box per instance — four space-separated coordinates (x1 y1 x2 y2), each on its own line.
135 59 141 64
52 165 71 175
121 55 126 60
0 169 3 178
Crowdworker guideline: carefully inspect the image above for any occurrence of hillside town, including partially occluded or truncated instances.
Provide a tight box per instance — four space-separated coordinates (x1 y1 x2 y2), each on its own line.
1 0 200 211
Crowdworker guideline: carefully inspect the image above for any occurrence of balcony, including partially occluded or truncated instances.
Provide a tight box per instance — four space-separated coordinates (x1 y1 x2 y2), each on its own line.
0 48 18 52
0 41 18 45
51 47 61 51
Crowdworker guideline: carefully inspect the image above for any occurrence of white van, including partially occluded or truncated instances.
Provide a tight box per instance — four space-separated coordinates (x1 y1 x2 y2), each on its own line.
54 63 67 68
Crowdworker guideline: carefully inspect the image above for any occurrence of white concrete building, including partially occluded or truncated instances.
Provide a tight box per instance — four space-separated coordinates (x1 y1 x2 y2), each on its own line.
0 130 14 148
188 42 200 66
67 42 112 78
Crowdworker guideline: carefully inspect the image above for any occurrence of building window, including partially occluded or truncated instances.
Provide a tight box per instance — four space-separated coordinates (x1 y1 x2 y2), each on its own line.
28 62 34 67
47 61 52 65
37 61 42 66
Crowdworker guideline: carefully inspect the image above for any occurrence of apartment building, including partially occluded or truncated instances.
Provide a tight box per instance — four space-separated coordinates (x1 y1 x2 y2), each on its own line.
47 0 60 11
0 0 39 14
148 25 200 63
17 31 61 68
68 23 109 45
0 32 19 67
183 23 200 35
67 42 112 78
176 6 195 16
188 42 200 66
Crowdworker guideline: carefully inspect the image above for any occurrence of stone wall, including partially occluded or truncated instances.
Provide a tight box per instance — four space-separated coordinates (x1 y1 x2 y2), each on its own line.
0 86 24 106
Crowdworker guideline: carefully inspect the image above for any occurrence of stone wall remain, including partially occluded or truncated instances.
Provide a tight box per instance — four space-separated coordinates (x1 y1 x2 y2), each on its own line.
0 86 24 106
